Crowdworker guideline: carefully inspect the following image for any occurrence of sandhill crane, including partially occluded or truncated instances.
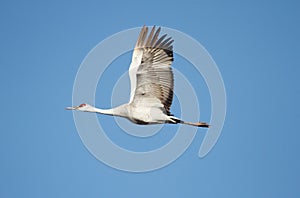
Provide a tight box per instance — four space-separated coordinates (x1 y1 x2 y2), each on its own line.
66 26 209 128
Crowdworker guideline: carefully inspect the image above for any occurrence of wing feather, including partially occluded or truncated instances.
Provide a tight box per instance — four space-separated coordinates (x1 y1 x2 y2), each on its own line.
145 26 156 46
150 27 161 46
129 26 174 115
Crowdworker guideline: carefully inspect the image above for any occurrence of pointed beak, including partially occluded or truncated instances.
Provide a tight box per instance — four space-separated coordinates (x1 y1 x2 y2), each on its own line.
65 106 78 110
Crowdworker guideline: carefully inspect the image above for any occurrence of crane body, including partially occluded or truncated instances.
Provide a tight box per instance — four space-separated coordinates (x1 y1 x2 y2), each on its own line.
66 26 209 128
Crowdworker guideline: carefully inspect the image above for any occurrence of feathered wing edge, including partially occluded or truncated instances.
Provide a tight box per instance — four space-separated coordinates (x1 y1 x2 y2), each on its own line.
135 25 173 51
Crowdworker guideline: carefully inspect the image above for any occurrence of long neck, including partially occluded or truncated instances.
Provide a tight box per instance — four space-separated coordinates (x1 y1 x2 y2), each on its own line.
91 104 128 117
93 108 114 115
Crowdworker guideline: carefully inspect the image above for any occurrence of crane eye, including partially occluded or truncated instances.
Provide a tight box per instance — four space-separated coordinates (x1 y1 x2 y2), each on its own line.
79 103 86 107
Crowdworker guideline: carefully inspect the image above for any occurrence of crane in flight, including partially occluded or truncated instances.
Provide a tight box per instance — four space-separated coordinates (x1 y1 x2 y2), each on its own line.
66 26 209 128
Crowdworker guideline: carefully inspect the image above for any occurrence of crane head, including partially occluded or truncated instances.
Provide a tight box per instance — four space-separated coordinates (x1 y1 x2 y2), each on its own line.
65 103 93 112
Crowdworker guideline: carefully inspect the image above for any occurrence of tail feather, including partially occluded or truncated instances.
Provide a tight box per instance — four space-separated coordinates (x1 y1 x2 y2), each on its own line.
169 116 210 128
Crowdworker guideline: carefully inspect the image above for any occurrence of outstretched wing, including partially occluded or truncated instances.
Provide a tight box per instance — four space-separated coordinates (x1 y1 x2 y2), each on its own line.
128 25 174 115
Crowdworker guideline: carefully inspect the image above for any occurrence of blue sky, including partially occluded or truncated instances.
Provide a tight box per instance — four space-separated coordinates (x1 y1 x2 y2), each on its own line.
1 0 300 197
